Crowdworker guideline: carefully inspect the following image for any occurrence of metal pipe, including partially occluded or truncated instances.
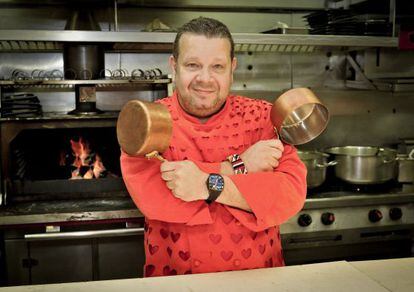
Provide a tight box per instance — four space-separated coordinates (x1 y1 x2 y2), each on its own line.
114 0 119 32
389 0 396 37
24 227 144 241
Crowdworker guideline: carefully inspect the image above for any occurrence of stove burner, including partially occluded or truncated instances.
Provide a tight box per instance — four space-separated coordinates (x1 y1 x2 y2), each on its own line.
343 180 399 193
307 178 401 198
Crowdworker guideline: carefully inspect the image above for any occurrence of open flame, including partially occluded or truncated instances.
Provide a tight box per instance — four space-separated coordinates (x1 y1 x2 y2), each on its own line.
60 136 108 179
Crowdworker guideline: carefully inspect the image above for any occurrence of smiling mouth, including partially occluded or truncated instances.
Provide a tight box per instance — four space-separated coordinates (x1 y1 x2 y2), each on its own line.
193 88 215 94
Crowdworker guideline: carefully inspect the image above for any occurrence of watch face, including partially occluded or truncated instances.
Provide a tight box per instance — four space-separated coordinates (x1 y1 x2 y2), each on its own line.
208 174 224 192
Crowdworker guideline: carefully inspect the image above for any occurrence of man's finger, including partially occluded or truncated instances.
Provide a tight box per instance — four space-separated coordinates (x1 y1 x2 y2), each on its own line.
265 139 284 151
165 181 175 190
161 171 175 181
270 160 280 169
160 161 180 172
270 149 283 160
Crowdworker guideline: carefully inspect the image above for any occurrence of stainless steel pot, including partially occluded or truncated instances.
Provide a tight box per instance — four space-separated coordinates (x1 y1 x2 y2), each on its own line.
325 146 398 184
397 150 414 183
297 151 337 188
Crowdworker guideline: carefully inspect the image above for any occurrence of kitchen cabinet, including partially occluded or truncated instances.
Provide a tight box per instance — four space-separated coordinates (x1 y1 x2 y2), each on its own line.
98 236 145 280
28 238 93 284
0 233 5 285
3 239 28 285
3 226 145 286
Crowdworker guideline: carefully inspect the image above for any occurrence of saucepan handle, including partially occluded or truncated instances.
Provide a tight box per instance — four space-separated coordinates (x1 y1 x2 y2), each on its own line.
316 161 338 168
382 157 396 164
145 151 167 162
274 127 280 140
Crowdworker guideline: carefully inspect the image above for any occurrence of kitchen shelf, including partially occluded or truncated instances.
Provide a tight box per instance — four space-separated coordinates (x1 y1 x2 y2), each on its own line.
346 80 414 92
0 30 399 53
0 111 119 122
0 77 172 88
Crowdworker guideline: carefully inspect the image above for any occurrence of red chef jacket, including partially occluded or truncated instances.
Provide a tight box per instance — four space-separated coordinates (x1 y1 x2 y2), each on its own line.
121 92 307 277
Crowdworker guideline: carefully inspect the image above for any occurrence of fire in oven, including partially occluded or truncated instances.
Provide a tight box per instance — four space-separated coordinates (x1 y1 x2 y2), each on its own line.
2 125 126 204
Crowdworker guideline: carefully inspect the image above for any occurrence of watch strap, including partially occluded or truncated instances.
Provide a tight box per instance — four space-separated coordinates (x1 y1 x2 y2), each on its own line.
227 154 248 174
206 189 221 204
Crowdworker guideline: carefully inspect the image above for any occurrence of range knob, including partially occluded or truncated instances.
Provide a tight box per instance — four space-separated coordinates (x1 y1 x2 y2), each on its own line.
389 207 403 221
321 212 335 225
298 214 312 227
368 209 383 223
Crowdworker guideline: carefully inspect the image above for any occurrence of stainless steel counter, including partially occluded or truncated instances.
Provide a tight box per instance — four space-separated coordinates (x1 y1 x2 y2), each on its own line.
1 258 413 292
1 192 414 227
0 198 142 226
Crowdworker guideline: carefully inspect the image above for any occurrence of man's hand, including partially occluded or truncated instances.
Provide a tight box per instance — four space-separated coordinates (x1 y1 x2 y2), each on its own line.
240 139 284 172
160 160 209 202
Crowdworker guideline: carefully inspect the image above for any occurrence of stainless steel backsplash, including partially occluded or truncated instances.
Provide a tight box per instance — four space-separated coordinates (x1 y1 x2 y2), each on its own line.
0 3 413 151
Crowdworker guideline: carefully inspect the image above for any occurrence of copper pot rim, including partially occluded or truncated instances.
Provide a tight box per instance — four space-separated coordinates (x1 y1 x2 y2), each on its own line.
271 88 327 130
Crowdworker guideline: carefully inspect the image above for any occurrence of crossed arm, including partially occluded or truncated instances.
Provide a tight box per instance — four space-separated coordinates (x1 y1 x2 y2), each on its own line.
121 138 306 230
159 139 284 212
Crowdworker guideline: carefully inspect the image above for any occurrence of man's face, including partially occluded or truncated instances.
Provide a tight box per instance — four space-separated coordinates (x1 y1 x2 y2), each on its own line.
169 33 237 118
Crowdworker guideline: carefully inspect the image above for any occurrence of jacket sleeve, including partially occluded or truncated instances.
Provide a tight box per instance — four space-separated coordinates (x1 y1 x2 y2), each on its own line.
223 102 307 232
224 144 307 232
121 152 219 225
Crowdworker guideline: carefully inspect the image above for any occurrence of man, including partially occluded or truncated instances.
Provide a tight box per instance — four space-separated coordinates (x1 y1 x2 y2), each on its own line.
121 17 307 277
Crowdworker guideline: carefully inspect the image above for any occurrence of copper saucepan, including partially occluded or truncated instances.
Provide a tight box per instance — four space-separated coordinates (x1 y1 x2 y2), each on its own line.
117 88 328 161
116 100 172 160
270 88 329 145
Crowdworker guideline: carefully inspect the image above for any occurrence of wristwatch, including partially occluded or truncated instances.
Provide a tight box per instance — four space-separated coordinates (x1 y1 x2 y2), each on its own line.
206 173 225 204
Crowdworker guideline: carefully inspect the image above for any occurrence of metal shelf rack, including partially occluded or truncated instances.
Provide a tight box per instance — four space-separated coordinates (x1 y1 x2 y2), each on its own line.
0 30 399 53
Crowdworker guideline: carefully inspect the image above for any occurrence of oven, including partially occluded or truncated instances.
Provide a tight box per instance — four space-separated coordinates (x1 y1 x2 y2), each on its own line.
0 97 165 285
281 180 414 265
3 219 146 285
0 51 171 285
0 113 150 285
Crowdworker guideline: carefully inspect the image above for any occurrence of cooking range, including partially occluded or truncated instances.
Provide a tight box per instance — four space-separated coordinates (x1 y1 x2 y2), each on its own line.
1 89 413 282
0 75 170 284
281 178 414 265
2 114 413 269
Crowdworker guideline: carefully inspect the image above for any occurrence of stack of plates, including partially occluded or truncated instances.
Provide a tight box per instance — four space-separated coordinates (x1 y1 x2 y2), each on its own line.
304 10 391 36
1 93 43 118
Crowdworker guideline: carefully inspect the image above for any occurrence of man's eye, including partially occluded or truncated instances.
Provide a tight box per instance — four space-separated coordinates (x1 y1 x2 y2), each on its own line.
186 63 199 69
213 64 224 70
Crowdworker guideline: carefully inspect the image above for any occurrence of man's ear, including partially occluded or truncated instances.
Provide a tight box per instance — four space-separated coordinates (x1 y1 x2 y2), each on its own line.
231 57 237 73
169 55 177 77
230 57 237 83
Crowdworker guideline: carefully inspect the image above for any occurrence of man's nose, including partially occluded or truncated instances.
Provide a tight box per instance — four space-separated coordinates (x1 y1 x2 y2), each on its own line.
196 68 212 82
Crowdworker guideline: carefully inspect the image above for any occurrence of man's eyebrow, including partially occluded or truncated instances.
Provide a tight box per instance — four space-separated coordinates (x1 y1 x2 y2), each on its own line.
180 55 229 64
182 57 199 62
